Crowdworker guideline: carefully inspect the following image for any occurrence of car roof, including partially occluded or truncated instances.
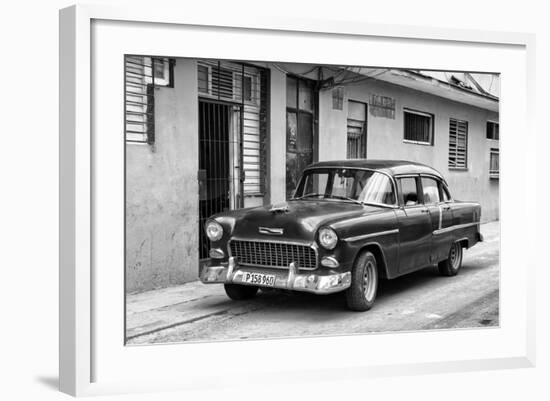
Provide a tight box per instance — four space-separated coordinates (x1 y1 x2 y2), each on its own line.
305 159 445 181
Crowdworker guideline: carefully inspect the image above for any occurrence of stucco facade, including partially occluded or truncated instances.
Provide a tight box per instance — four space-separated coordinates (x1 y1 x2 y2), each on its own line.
126 60 199 292
318 78 500 222
125 59 499 293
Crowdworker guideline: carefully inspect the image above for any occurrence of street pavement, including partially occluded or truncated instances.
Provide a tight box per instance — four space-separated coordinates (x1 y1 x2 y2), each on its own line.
126 221 499 345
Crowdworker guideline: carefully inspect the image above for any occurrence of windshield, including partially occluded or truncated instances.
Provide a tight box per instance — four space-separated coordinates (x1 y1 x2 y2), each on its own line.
293 168 396 206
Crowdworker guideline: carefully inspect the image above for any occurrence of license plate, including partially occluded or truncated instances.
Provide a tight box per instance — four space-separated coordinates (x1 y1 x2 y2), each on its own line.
241 272 276 287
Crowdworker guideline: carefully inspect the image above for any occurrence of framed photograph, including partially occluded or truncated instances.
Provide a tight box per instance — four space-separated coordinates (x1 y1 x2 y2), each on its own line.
59 4 536 396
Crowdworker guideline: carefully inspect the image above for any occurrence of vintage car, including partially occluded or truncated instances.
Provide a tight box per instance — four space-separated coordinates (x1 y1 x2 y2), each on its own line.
200 160 482 311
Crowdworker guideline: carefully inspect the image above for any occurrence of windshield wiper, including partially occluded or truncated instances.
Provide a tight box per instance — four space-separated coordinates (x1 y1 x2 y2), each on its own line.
291 193 323 200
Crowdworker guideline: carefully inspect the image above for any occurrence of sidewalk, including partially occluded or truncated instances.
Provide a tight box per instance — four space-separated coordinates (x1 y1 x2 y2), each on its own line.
126 221 499 343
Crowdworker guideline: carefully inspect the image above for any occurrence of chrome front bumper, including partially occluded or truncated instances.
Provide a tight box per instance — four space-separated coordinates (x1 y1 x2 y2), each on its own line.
200 257 351 295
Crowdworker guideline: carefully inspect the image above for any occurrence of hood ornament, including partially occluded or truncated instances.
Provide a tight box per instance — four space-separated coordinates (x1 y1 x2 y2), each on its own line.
269 201 289 213
259 227 284 235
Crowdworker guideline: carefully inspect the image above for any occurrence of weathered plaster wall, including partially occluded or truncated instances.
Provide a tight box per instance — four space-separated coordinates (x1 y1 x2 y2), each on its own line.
318 89 348 161
125 60 199 293
268 67 288 205
317 78 500 222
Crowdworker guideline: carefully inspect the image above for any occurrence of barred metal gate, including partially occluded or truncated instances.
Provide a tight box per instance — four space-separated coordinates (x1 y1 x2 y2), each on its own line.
197 60 267 261
198 101 243 260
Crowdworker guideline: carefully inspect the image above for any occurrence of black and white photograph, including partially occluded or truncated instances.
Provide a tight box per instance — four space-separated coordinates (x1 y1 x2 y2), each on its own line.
124 57 500 344
4 0 549 398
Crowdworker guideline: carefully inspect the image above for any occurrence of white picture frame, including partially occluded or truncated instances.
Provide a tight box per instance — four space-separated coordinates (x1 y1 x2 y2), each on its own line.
59 4 536 397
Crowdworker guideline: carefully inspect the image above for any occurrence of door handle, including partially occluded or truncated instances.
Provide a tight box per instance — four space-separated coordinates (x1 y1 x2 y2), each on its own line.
421 208 429 213
442 205 451 211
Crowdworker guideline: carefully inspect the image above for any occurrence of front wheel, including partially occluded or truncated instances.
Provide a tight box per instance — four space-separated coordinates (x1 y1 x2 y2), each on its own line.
438 241 463 276
224 284 259 300
345 251 379 311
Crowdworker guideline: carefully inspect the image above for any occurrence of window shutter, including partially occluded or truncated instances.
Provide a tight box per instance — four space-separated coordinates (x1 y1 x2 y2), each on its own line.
211 66 234 100
448 118 468 168
125 56 155 144
489 148 499 179
125 56 173 144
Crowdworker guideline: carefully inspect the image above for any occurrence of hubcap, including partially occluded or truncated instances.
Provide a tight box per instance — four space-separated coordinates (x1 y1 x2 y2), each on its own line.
363 261 377 302
449 243 461 270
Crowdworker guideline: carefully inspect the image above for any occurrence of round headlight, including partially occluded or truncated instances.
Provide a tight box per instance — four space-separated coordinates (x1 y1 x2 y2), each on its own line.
318 227 338 250
205 220 223 241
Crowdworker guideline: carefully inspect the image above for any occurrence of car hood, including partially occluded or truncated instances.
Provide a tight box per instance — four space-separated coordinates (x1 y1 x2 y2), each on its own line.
227 200 384 242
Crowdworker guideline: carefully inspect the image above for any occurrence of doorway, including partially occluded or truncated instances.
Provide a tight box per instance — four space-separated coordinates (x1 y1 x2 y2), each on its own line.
285 76 317 199
347 100 367 159
198 100 243 260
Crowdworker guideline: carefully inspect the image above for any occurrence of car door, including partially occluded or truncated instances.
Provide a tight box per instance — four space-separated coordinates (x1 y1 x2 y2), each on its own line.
395 175 433 273
437 180 455 259
420 176 453 264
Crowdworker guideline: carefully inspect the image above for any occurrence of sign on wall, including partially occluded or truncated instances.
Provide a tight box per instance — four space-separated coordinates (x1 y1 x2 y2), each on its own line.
369 94 396 119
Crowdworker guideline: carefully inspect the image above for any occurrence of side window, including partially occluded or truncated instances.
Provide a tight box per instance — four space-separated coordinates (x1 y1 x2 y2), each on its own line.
397 177 419 206
421 177 441 204
439 182 451 202
357 172 396 205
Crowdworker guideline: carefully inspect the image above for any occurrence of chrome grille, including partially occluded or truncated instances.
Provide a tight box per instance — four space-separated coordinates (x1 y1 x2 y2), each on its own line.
229 240 317 270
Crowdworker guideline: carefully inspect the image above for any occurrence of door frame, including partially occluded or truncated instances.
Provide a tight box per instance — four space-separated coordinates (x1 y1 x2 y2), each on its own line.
285 75 319 199
346 99 368 159
198 98 244 263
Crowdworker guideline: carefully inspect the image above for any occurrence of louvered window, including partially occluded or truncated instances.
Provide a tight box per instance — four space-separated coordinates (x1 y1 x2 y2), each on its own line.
490 148 499 179
125 56 173 144
404 109 433 145
448 118 468 169
197 61 265 196
197 61 260 105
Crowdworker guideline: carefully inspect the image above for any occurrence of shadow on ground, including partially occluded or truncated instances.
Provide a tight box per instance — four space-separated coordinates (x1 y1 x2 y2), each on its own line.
35 376 58 391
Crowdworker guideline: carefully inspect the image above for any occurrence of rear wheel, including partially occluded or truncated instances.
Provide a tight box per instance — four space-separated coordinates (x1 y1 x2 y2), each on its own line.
345 251 378 311
438 241 463 276
224 284 259 300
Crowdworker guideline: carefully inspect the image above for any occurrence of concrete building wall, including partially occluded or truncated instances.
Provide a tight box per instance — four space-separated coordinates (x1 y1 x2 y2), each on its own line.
126 62 293 292
268 67 288 205
317 78 499 221
318 88 348 161
126 60 199 293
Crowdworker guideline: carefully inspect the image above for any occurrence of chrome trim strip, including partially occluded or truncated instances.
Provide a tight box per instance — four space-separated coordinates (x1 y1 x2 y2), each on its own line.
433 222 479 235
229 237 313 247
344 228 399 243
258 226 284 235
